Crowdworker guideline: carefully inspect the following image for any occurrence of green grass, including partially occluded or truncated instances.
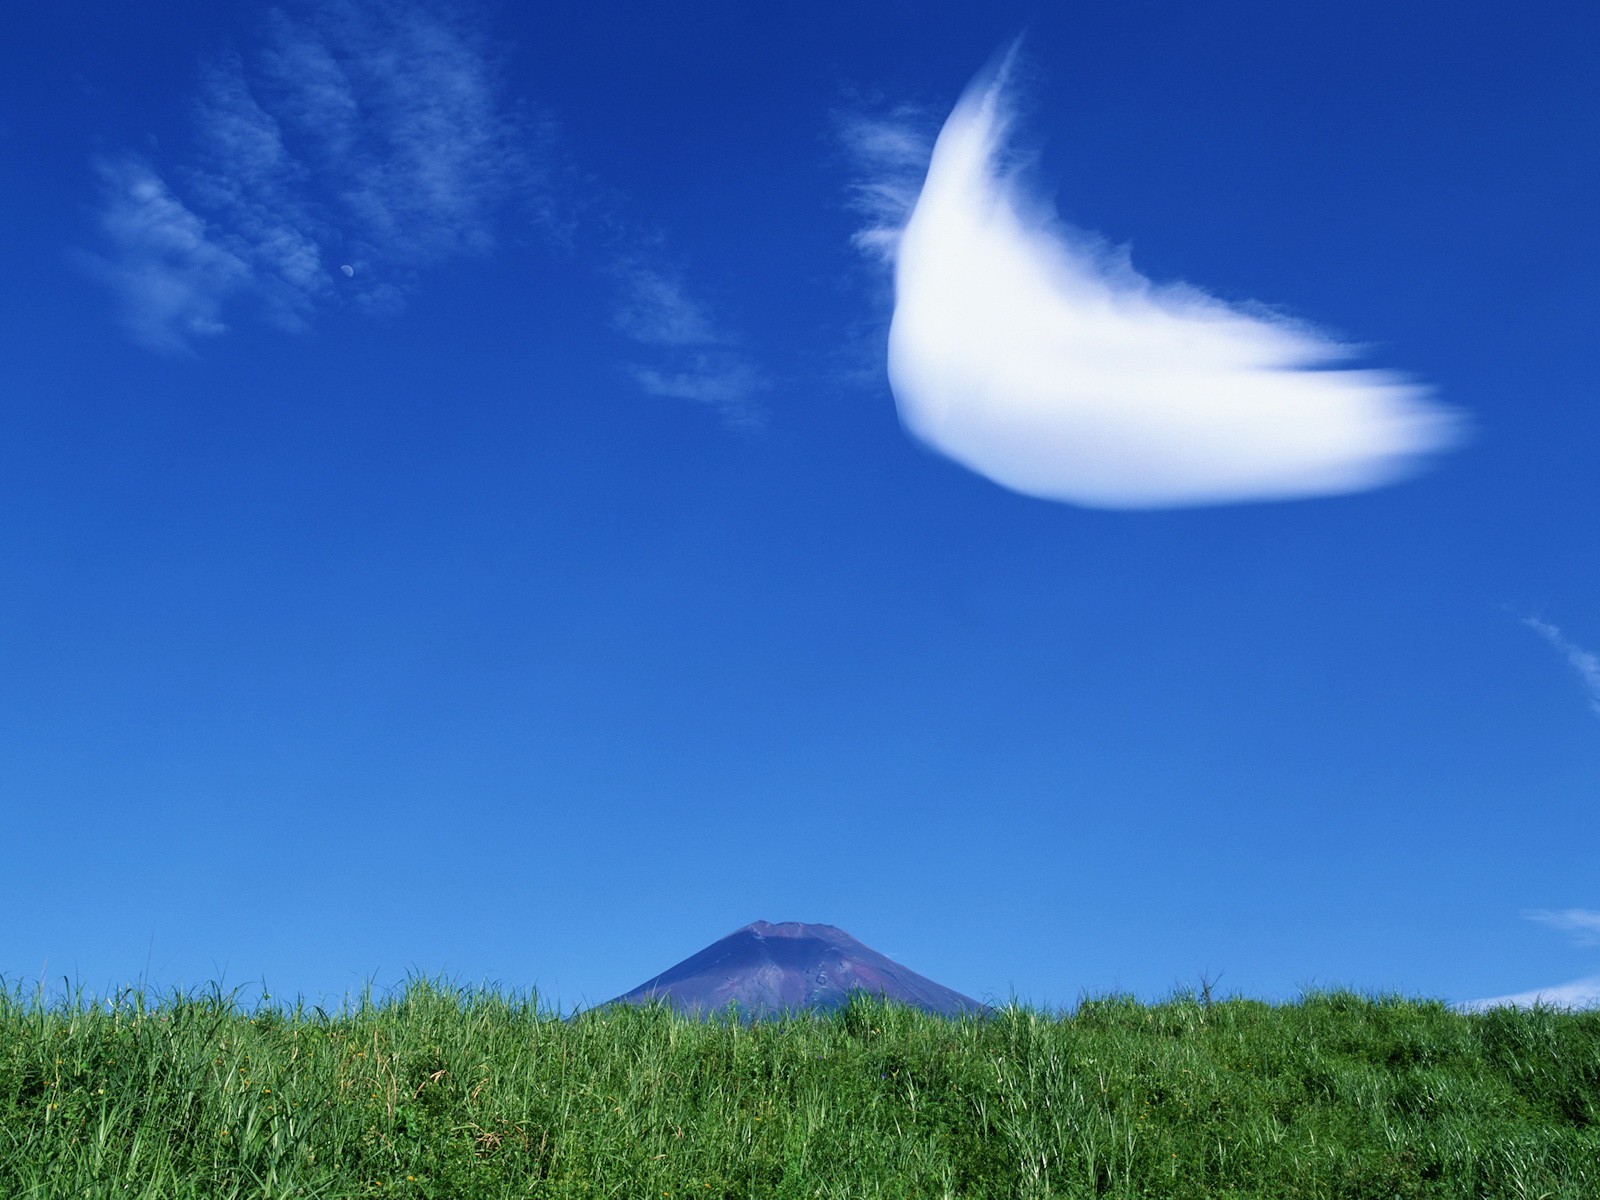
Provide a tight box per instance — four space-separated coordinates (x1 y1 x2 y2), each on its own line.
2 981 1598 1198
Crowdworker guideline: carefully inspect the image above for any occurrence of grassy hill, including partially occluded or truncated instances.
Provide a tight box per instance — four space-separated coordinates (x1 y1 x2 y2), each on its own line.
2 980 1597 1198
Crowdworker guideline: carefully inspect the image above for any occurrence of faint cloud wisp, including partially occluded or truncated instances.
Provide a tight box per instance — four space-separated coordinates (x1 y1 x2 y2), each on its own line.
1521 617 1600 719
614 267 724 348
84 160 253 353
84 0 772 425
849 49 1463 508
85 0 539 351
835 101 937 267
1523 909 1600 946
1463 909 1600 1010
613 265 768 427
1462 976 1600 1012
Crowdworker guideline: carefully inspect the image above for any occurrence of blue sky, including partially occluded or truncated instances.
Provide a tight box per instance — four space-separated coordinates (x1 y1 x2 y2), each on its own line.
2 0 1597 1011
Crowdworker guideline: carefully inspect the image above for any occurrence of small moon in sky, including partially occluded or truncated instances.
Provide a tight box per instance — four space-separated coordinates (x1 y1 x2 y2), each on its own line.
340 264 355 277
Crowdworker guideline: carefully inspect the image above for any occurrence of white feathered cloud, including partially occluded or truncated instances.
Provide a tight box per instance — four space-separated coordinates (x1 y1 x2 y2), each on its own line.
869 53 1462 508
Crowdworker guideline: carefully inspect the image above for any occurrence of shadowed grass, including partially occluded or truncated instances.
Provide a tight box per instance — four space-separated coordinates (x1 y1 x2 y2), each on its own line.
2 979 1597 1197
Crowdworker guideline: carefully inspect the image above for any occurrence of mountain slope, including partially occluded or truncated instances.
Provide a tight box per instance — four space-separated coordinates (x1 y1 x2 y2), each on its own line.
606 920 990 1019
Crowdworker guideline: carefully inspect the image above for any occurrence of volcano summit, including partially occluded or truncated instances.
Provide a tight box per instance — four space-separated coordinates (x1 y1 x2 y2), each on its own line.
605 921 990 1019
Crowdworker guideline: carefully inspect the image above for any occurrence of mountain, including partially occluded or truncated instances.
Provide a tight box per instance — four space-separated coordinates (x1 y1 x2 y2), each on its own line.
605 920 990 1019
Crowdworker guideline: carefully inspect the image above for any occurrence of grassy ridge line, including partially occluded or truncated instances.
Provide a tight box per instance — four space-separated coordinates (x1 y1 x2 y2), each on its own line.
1 982 1598 1199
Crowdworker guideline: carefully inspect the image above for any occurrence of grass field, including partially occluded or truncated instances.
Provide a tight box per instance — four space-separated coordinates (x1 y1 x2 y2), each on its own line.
2 979 1597 1198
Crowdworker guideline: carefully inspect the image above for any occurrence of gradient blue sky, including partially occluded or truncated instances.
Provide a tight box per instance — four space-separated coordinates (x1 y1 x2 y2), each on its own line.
3 0 1597 1011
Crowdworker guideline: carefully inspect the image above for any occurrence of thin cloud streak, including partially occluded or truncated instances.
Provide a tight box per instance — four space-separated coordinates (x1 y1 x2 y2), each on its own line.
614 264 768 426
187 55 329 330
825 100 940 390
88 0 536 350
836 101 936 266
1524 908 1600 946
85 0 771 420
254 1 535 266
614 266 724 348
1462 975 1600 1011
865 51 1463 508
631 357 768 424
83 159 252 353
1521 617 1600 719
1461 908 1600 1009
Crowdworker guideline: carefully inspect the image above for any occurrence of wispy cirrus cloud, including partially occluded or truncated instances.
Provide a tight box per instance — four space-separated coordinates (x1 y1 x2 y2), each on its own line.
84 0 771 425
1521 617 1600 719
186 54 329 330
252 1 537 266
845 48 1463 508
613 264 768 426
86 0 538 351
823 99 941 388
1462 908 1600 1010
614 267 724 348
1523 908 1600 946
835 101 937 266
83 160 253 353
1462 975 1600 1011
